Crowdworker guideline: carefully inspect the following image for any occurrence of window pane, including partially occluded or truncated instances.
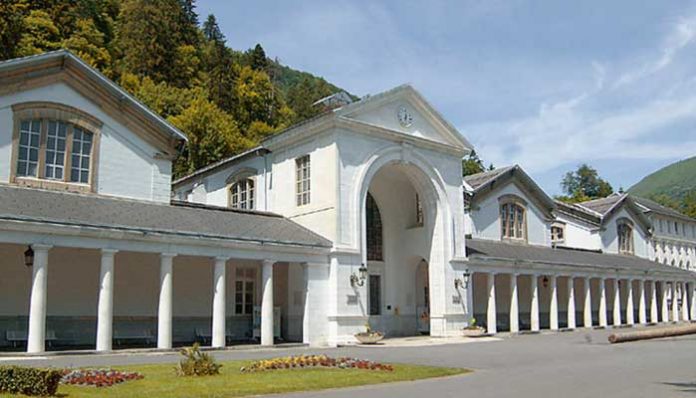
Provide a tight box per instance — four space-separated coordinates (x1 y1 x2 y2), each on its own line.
70 128 92 183
17 120 41 177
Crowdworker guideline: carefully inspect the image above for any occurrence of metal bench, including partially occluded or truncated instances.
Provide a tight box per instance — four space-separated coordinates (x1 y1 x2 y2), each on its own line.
6 330 57 348
114 329 154 346
195 328 236 345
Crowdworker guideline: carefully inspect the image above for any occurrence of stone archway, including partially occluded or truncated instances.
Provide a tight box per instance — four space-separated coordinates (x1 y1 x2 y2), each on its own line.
354 147 453 337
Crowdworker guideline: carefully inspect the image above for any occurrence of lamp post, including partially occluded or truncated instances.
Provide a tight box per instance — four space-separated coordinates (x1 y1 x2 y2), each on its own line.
350 263 368 287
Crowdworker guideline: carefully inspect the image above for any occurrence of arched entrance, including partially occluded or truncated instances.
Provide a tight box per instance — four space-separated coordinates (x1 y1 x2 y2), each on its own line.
360 159 448 337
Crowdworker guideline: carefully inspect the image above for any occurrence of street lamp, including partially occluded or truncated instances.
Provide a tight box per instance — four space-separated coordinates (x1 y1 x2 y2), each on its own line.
350 263 368 287
23 246 34 267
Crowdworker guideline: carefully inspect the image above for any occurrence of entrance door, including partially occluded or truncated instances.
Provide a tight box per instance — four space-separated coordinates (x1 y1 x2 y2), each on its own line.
416 260 430 334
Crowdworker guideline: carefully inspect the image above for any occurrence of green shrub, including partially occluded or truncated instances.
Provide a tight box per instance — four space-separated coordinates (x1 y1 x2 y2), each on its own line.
175 343 222 376
0 366 62 396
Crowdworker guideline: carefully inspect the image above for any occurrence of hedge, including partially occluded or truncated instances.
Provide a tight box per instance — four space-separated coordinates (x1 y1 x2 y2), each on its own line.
0 366 63 396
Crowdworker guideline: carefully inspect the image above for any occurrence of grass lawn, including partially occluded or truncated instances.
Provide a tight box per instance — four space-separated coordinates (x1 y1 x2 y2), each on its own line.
1 360 468 398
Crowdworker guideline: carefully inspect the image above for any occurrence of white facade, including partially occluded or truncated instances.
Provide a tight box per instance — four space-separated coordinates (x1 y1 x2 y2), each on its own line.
2 51 696 354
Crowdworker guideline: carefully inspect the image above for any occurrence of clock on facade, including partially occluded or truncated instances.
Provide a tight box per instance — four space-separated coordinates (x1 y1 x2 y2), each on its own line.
397 105 413 127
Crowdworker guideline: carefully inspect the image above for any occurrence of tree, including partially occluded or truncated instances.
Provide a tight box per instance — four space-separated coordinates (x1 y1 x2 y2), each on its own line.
233 65 285 132
559 164 613 202
114 0 199 87
462 150 485 176
202 14 224 44
170 96 254 177
249 43 267 71
62 18 111 72
0 1 28 60
681 191 696 218
17 9 61 56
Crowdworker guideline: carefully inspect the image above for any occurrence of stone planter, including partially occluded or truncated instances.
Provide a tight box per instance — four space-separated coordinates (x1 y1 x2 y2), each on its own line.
354 332 384 344
462 327 486 337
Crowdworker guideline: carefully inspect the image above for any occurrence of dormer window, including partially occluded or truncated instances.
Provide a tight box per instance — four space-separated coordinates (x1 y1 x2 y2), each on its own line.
551 223 565 244
500 195 527 241
617 218 634 255
230 178 254 210
11 102 101 193
226 168 257 210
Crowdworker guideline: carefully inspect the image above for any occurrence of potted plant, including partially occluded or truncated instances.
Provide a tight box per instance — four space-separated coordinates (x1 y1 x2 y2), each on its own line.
462 317 486 337
354 323 384 344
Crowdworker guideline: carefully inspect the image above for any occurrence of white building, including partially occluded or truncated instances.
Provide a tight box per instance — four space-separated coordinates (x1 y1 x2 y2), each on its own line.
1 51 695 353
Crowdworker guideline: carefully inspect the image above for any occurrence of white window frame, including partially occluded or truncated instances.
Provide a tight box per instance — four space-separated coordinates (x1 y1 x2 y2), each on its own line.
617 219 634 255
295 155 311 206
230 178 255 210
234 267 256 315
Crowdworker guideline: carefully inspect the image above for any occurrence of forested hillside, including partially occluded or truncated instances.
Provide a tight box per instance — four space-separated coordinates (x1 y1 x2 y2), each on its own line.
0 0 351 177
629 156 696 218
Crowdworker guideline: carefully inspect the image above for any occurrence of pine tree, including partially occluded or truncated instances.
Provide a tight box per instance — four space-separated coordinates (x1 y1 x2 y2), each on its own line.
462 150 485 176
249 43 268 71
202 14 224 44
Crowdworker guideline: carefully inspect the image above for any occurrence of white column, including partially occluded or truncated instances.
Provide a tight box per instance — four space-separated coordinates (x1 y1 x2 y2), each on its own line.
96 249 117 351
671 281 679 322
509 274 519 333
583 277 592 328
626 279 634 326
599 278 608 328
638 280 647 325
157 253 176 349
486 272 497 334
650 280 658 323
27 244 52 353
613 278 622 326
549 275 558 330
691 282 696 321
567 276 576 329
530 274 540 332
681 281 689 321
261 260 275 346
661 281 670 323
211 256 227 348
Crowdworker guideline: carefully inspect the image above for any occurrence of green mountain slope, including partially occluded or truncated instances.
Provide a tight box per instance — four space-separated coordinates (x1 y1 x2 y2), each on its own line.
629 156 696 201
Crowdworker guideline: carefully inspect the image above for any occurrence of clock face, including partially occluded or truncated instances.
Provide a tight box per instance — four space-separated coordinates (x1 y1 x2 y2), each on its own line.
397 106 413 127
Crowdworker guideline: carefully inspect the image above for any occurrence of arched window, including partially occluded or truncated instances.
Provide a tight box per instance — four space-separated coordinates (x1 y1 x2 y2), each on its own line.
617 219 634 255
11 102 101 192
499 196 526 241
230 178 255 210
366 193 383 261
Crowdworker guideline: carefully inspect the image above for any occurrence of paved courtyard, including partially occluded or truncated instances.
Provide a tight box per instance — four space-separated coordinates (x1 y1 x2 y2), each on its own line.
2 326 696 397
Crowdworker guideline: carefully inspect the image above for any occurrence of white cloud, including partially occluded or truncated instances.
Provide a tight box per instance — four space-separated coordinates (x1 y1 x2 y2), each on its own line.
614 14 696 87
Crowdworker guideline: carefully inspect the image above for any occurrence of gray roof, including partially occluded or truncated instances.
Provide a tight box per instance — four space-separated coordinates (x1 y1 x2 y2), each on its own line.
576 194 624 215
633 196 695 222
466 238 693 276
0 50 187 143
463 166 514 190
0 186 331 249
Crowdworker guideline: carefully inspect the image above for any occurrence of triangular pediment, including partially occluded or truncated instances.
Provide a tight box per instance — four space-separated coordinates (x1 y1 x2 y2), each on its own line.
336 85 472 152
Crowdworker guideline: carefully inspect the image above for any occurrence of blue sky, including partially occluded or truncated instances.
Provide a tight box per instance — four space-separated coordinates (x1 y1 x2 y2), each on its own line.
196 0 696 195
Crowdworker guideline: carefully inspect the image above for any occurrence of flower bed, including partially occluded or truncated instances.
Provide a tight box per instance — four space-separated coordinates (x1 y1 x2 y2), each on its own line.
240 355 394 373
61 369 144 388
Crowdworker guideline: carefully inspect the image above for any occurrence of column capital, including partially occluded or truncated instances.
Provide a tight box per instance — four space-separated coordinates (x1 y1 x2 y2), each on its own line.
160 252 177 259
31 244 52 251
213 256 230 262
262 259 277 267
101 248 119 256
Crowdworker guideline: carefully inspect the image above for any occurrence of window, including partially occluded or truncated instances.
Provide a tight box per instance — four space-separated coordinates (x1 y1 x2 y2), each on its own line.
674 222 679 235
366 193 383 261
230 178 255 210
11 103 101 192
295 155 310 206
463 192 472 213
617 219 634 255
369 274 381 316
415 194 424 226
234 267 256 315
500 199 526 241
551 224 565 244
17 120 41 177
